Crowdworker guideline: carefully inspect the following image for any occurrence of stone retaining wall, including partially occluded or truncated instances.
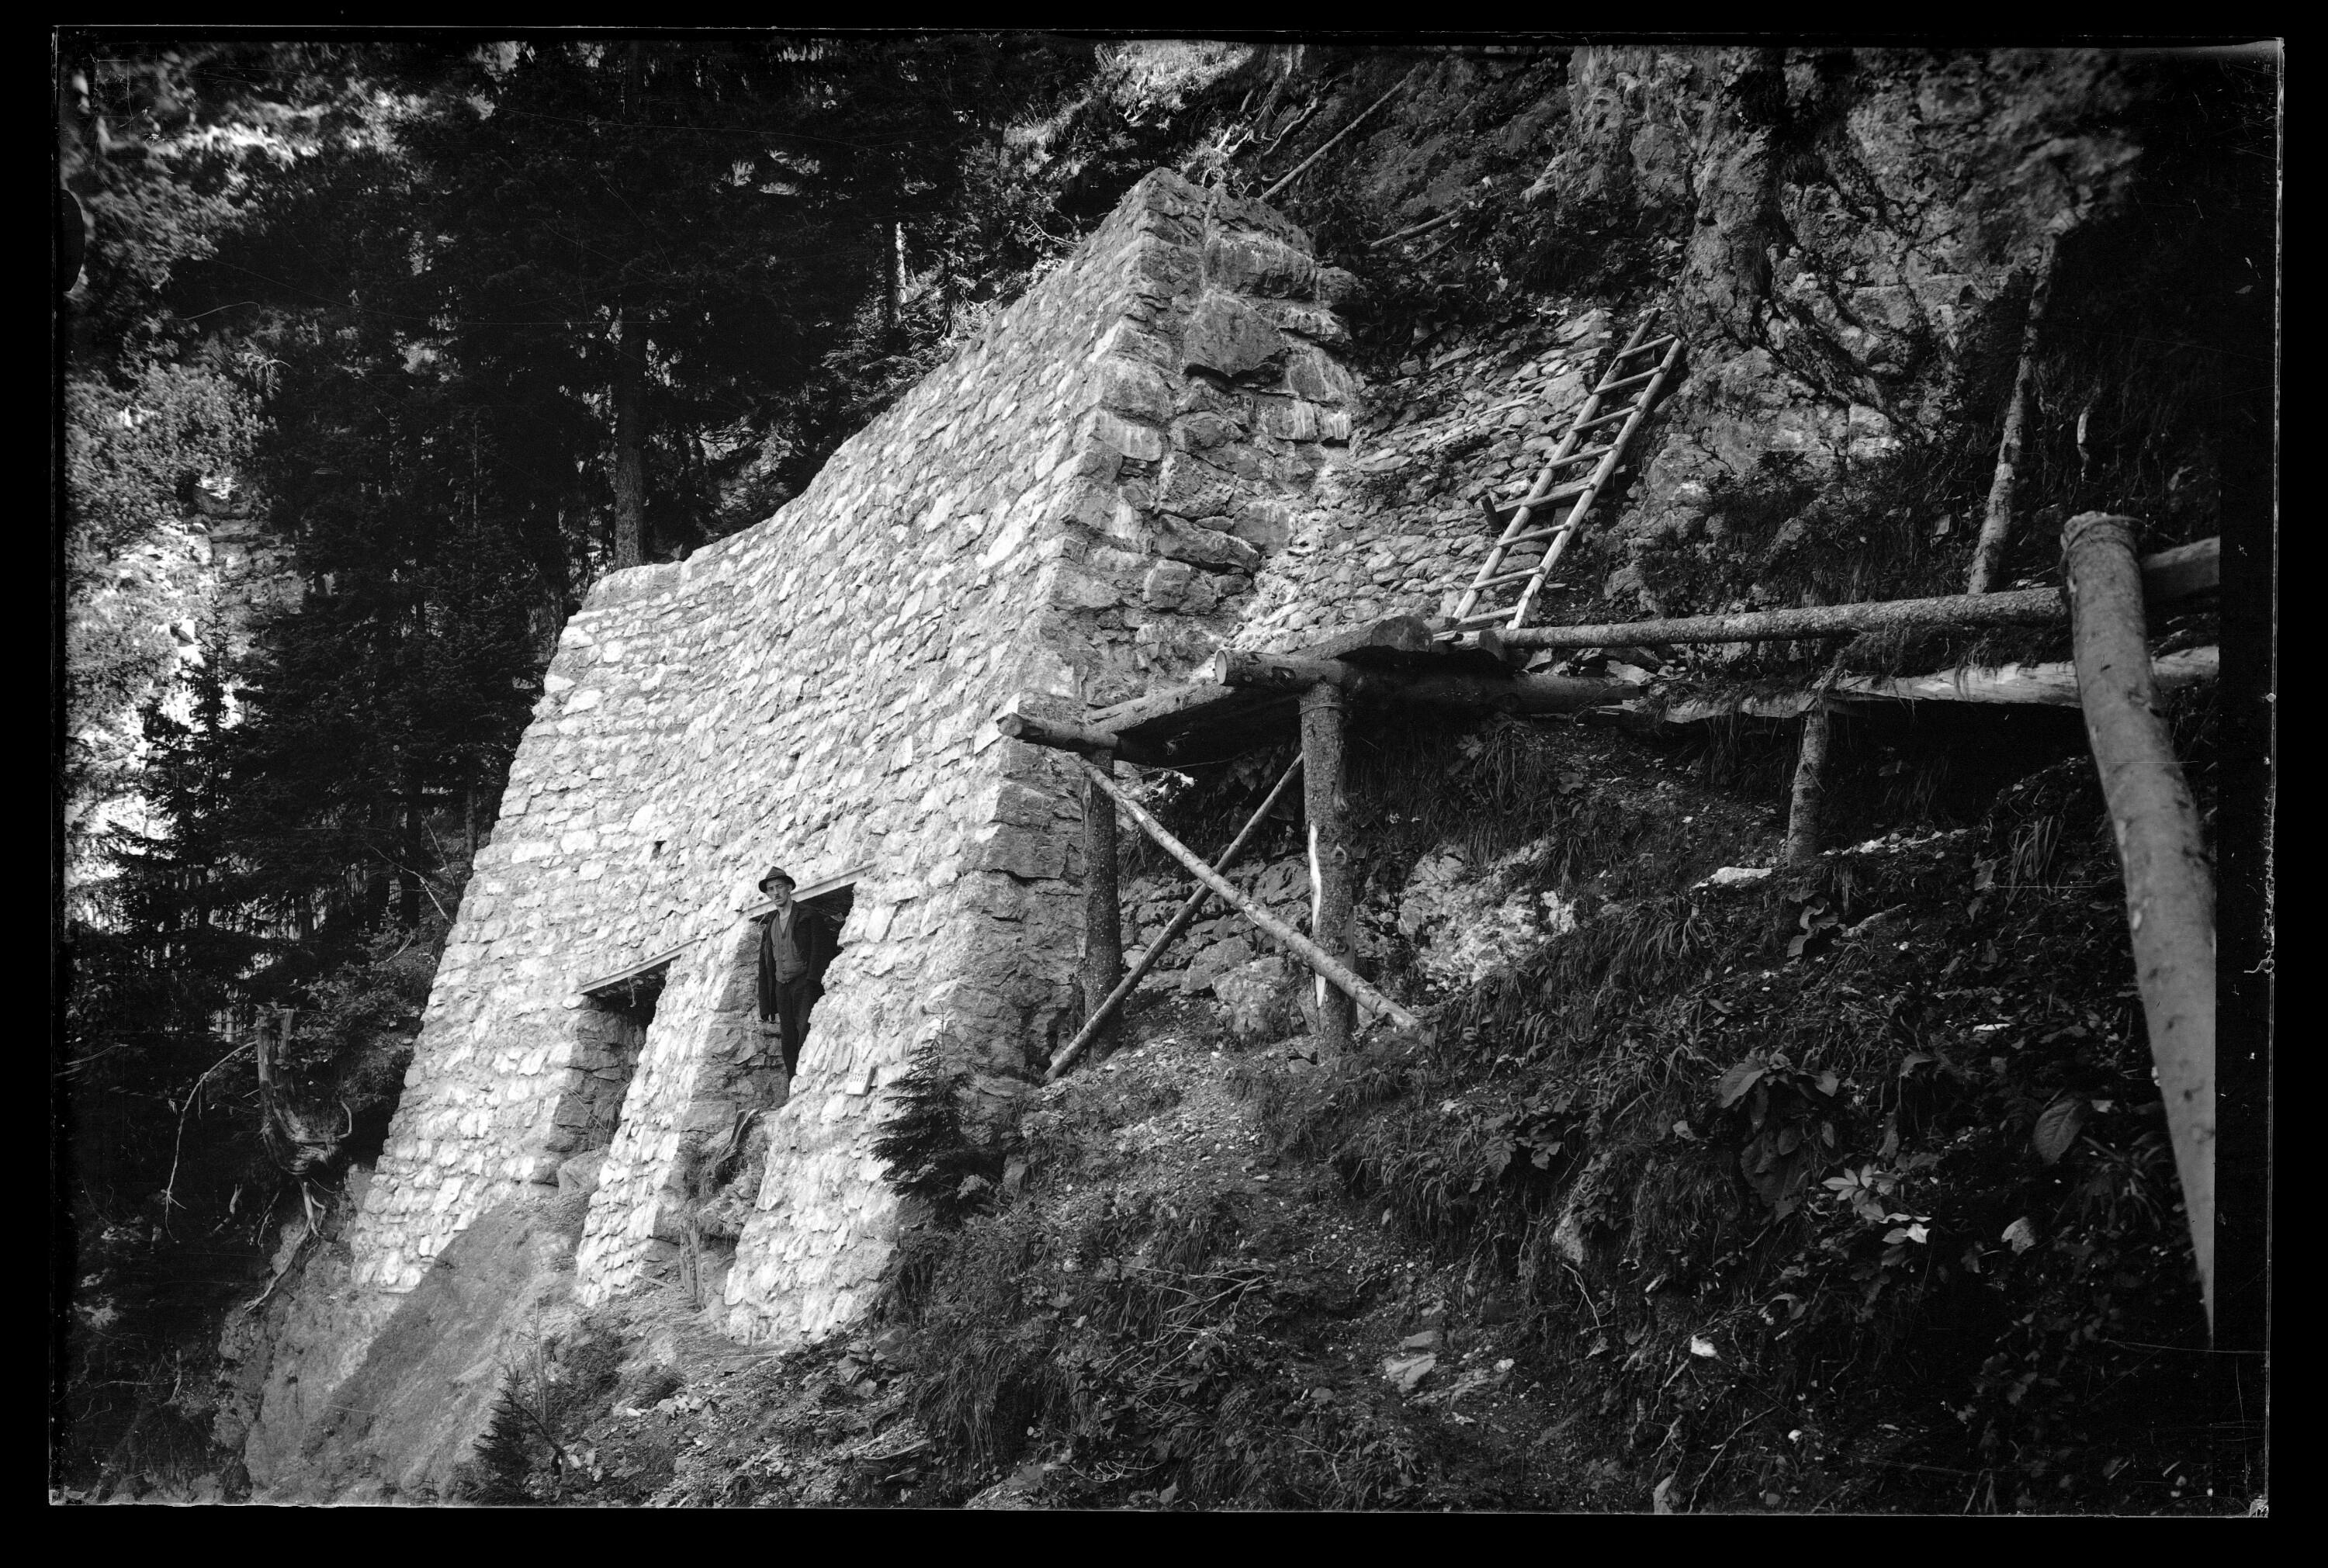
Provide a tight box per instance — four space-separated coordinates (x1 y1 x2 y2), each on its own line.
328 168 1363 1353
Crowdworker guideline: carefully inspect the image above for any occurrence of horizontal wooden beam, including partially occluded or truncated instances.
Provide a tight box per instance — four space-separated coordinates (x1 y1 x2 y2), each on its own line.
1202 646 1643 714
580 864 878 995
577 941 691 999
739 863 877 923
996 710 1155 763
1639 646 2219 725
1495 538 2218 651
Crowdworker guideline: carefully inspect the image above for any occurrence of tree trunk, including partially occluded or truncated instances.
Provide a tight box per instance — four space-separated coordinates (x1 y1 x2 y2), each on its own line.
1966 237 2060 596
399 790 424 929
1080 749 1123 1060
1300 682 1356 1052
2061 511 2217 1327
882 220 902 336
611 309 646 571
1785 697 1833 867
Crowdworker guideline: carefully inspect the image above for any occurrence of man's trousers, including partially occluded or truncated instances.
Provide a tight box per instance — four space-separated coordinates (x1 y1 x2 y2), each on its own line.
769 976 816 1077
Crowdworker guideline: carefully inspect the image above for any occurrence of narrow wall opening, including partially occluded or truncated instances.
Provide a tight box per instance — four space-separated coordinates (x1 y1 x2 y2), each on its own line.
667 876 858 1304
547 962 662 1183
743 873 857 1092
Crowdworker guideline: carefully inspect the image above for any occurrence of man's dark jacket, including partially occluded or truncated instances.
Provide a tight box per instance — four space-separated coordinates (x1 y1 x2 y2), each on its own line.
757 902 841 1020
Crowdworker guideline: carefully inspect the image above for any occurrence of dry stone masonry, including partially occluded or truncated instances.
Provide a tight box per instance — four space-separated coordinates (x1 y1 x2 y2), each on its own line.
1236 309 1615 647
323 170 1367 1366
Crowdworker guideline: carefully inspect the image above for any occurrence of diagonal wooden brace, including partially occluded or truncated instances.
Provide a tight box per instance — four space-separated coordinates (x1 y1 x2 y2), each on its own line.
1046 755 1306 1082
1072 756 1428 1040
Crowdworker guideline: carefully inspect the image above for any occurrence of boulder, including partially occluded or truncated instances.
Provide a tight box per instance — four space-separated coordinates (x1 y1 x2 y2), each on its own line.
1211 956 1301 1044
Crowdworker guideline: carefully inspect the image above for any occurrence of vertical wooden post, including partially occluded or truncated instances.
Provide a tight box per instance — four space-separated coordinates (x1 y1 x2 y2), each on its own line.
2062 511 2217 1328
1966 236 2059 597
1784 697 1833 867
1300 683 1355 1051
1083 749 1124 1055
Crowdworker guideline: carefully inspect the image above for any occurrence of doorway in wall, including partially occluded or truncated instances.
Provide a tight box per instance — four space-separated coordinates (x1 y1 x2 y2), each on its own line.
551 961 663 1173
752 877 854 1085
667 875 857 1300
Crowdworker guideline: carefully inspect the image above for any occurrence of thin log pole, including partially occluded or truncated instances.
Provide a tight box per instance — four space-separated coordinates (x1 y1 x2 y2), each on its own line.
2062 511 2217 1327
1492 539 2216 649
1204 648 1637 715
1082 749 1124 1061
1261 65 1420 200
1072 757 1426 1037
1785 695 1834 867
1300 683 1356 1052
1048 756 1305 1082
1966 237 2060 596
1368 206 1462 250
996 708 1155 763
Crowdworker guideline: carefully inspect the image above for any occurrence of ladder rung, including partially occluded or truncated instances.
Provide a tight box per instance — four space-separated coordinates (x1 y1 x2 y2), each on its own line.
1498 524 1568 547
1547 445 1614 469
1573 406 1638 433
1472 566 1543 590
1488 481 1588 519
1592 366 1661 396
1611 333 1678 360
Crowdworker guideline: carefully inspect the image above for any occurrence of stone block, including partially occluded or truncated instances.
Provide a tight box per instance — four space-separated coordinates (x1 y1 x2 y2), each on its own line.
1182 292 1286 380
1152 513 1262 573
972 822 1068 881
1212 956 1301 1044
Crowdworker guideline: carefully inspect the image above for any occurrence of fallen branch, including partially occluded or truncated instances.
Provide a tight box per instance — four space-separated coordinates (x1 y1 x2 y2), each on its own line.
1048 755 1305 1082
2063 511 2217 1329
161 1032 256 1237
1367 207 1463 250
1073 756 1426 1039
1261 64 1422 201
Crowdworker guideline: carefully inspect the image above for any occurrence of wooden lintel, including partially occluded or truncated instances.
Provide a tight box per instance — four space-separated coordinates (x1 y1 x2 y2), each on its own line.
739 863 878 922
577 940 691 999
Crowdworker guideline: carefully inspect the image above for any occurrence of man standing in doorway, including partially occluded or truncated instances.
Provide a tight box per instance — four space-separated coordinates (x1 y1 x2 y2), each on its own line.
756 866 837 1077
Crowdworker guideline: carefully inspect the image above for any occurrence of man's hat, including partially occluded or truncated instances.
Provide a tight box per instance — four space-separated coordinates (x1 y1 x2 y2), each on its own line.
759 865 796 892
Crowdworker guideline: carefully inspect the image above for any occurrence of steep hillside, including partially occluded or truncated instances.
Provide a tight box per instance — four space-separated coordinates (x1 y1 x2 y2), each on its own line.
458 693 2244 1513
63 41 2265 1511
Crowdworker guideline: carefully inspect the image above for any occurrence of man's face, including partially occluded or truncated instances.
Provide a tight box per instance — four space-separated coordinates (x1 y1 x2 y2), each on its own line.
768 881 794 912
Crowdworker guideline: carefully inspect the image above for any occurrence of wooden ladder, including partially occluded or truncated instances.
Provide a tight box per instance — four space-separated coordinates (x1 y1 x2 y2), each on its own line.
1439 311 1685 639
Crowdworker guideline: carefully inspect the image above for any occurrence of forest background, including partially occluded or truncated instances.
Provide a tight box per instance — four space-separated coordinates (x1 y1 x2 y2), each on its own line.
54 33 1290 1484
